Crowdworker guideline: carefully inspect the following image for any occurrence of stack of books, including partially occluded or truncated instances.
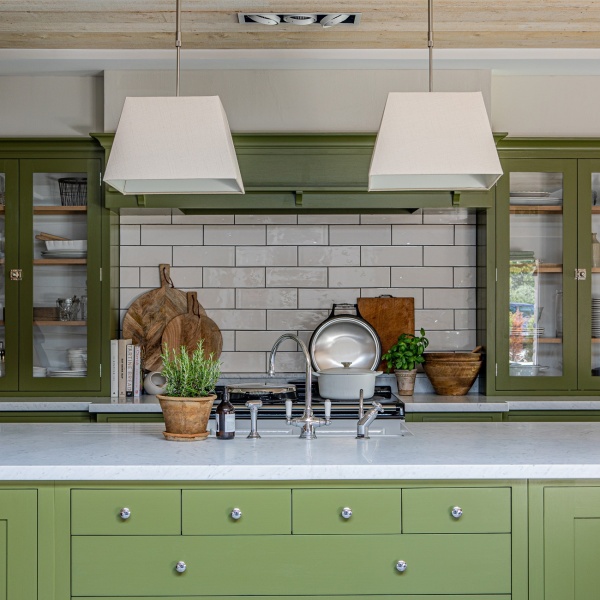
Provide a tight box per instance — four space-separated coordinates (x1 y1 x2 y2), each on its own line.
110 339 142 400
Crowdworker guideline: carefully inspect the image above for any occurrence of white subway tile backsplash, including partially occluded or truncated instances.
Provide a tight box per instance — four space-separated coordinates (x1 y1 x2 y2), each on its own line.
424 246 475 267
267 310 329 331
298 288 360 309
120 209 172 225
299 246 360 266
204 225 266 246
236 246 297 267
141 225 203 246
330 225 391 246
120 225 141 246
120 246 172 267
173 246 235 267
298 214 359 225
236 331 298 352
266 267 327 288
424 288 476 309
119 213 479 372
267 225 328 246
361 246 422 267
139 266 203 289
392 225 453 246
236 288 297 309
391 267 453 288
236 215 297 224
329 267 389 288
204 268 265 288
219 352 266 373
454 267 476 288
207 309 266 330
172 214 234 225
361 213 423 224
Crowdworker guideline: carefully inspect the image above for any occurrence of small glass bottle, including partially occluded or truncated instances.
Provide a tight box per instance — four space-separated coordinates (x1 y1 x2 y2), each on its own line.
215 389 235 439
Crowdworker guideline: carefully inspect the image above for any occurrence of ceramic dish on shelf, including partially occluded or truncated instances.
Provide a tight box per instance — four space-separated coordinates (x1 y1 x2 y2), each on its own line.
41 250 87 259
44 240 87 251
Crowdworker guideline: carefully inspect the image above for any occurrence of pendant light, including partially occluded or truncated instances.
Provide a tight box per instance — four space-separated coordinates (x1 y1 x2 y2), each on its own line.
368 0 502 192
104 0 244 195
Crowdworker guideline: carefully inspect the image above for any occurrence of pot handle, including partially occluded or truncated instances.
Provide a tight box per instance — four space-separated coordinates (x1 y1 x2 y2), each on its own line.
330 303 363 319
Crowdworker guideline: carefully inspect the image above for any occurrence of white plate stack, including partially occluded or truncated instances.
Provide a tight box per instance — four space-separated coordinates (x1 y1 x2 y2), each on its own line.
33 366 47 378
592 298 600 338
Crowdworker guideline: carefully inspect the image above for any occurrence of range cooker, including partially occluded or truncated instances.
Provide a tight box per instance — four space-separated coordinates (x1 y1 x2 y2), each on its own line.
210 382 405 421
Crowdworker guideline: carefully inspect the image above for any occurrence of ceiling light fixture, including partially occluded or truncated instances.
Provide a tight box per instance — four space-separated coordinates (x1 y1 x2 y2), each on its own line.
247 14 281 25
321 14 350 28
283 14 318 25
368 0 502 191
104 0 244 195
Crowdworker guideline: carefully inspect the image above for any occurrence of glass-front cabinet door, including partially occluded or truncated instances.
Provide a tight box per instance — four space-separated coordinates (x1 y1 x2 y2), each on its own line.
496 159 578 391
18 159 101 391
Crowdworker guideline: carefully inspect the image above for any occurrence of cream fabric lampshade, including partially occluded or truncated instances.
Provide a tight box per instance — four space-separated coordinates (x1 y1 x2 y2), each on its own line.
369 92 502 191
104 96 244 195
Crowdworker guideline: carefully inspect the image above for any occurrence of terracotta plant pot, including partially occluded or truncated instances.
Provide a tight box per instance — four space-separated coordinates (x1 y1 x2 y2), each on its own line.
394 369 417 396
157 394 216 441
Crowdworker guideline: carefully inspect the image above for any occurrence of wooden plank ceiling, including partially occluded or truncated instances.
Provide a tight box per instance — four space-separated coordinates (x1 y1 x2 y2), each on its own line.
0 1 598 50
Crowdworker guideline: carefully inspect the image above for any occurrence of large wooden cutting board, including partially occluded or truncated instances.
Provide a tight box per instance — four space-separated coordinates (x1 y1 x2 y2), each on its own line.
357 296 415 370
122 264 206 372
161 292 223 360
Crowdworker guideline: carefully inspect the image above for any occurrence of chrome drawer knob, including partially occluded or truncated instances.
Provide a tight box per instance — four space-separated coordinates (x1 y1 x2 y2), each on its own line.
231 507 243 520
341 507 353 519
396 560 408 572
175 561 187 573
451 506 463 519
119 507 131 520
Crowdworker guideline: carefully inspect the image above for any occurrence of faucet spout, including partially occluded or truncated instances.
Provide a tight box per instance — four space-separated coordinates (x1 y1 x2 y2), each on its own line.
269 333 326 439
356 401 384 439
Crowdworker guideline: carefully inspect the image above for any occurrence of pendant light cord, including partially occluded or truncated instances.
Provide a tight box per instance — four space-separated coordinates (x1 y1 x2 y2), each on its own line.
175 0 182 97
427 0 434 92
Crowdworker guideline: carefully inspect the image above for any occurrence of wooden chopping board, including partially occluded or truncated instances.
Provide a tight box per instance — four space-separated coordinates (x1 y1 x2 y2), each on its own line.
161 291 223 360
357 296 415 370
122 264 206 372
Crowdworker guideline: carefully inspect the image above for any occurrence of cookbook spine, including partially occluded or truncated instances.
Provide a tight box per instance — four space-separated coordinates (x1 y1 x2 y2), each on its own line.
133 344 141 398
110 339 119 400
125 344 134 397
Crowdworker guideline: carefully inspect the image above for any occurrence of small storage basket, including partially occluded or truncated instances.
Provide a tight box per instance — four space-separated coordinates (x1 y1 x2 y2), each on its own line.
58 177 87 206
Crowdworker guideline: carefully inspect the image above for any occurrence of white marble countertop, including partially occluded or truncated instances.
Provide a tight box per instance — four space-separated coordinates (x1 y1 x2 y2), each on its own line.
3 420 600 480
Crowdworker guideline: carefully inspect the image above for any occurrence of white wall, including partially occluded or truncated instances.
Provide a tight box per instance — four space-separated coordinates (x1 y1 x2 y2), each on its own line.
0 75 103 136
104 70 492 133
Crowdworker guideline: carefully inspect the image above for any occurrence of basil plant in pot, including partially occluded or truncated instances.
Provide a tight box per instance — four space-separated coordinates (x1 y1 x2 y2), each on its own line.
381 328 429 396
157 341 221 441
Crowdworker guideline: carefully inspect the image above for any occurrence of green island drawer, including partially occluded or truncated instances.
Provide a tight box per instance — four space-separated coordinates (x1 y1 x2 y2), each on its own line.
402 487 511 533
71 489 181 535
78 596 510 600
292 488 401 534
182 489 291 535
72 534 511 597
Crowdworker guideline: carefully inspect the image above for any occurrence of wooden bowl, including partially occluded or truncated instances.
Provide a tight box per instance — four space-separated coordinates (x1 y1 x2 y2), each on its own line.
423 360 483 395
424 352 482 362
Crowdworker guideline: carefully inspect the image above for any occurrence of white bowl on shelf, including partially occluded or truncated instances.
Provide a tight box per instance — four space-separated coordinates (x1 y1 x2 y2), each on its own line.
44 240 87 251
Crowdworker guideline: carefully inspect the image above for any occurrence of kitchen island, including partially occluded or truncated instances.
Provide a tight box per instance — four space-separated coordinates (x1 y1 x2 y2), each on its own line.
2 421 599 600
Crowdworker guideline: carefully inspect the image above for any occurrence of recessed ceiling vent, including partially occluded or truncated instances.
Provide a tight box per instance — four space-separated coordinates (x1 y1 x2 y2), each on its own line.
239 13 361 28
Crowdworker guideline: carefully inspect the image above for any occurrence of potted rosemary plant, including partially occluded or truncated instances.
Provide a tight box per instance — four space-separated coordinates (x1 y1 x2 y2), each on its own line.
381 328 429 396
157 341 221 441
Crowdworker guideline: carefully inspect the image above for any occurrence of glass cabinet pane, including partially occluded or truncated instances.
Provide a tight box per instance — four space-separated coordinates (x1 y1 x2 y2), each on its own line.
32 172 87 379
591 171 600 378
0 172 5 379
509 172 563 378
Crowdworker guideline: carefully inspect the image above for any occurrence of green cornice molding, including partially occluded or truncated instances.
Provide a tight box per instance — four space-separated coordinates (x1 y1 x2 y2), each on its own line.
0 137 101 157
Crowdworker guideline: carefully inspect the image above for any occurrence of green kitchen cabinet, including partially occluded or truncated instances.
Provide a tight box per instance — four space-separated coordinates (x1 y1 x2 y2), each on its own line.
529 483 600 600
0 489 38 600
407 412 503 422
0 411 90 422
0 139 116 396
505 410 600 421
94 413 164 423
485 139 600 395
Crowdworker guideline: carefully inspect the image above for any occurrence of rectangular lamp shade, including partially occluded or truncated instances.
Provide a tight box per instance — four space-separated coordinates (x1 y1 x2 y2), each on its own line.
104 96 244 194
369 92 503 191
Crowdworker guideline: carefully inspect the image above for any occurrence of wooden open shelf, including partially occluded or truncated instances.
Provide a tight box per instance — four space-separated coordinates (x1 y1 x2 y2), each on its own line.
33 206 86 215
33 258 86 265
510 205 563 214
535 263 562 273
33 320 86 327
539 337 562 344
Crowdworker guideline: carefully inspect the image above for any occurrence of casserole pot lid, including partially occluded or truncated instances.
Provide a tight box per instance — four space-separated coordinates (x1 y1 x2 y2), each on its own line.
317 363 383 376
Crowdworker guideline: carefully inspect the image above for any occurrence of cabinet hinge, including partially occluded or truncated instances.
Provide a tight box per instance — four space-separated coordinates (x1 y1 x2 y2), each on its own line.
99 267 102 282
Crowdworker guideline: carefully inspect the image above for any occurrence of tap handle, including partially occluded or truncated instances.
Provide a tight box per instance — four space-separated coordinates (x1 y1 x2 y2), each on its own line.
245 400 262 439
324 399 331 423
372 401 384 413
359 389 364 418
285 399 293 422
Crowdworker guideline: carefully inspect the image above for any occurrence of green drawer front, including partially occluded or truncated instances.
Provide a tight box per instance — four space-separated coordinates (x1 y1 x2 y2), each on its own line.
402 487 511 533
78 596 511 600
72 534 511 596
292 488 401 534
182 490 290 535
71 489 181 535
